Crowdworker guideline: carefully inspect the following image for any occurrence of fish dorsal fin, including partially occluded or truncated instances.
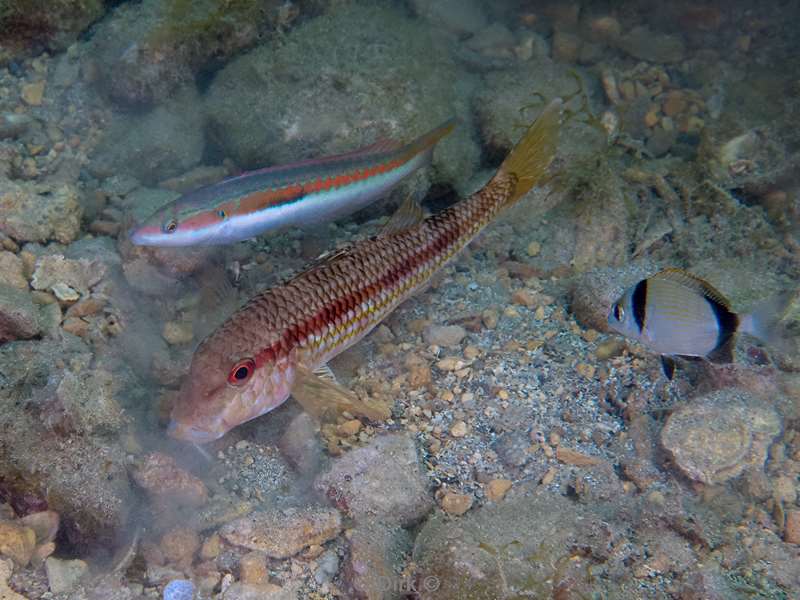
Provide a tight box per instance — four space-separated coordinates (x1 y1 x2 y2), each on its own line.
356 137 402 155
380 194 425 236
651 268 732 310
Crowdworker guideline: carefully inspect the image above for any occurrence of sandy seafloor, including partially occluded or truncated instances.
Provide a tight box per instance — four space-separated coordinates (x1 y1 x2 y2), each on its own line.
0 0 799 598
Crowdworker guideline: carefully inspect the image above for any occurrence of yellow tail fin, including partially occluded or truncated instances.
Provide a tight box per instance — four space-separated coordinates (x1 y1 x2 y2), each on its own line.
498 98 562 205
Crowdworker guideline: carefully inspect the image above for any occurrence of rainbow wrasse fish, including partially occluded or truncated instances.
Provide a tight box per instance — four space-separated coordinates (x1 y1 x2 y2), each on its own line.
608 267 796 379
168 99 563 443
129 120 456 246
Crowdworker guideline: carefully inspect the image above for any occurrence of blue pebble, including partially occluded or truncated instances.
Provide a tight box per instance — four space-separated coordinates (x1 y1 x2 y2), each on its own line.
163 579 195 600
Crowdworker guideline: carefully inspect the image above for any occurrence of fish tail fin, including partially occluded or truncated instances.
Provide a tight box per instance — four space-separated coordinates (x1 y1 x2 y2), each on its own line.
496 98 563 205
739 290 799 355
405 118 457 160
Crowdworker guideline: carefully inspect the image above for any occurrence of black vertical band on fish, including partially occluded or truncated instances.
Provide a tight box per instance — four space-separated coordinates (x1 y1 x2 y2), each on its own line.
631 278 647 333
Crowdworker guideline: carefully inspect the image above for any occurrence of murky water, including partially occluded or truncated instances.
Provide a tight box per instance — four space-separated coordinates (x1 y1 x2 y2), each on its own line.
0 1 799 599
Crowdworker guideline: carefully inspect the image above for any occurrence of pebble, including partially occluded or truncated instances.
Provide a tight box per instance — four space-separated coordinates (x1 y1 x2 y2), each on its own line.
552 30 581 62
440 492 473 515
423 324 466 347
221 582 285 600
200 534 221 560
0 521 36 566
21 81 45 106
0 113 32 139
160 527 200 567
660 389 780 484
336 419 362 437
133 453 209 507
556 447 602 467
785 510 800 544
595 339 625 359
0 559 25 600
481 308 498 329
65 295 105 318
20 511 59 545
449 421 468 438
486 479 512 501
51 282 80 302
162 321 194 345
45 557 88 593
239 551 268 585
511 288 536 308
61 316 89 337
526 241 541 257
0 251 27 289
163 579 195 600
436 357 463 371
575 363 596 379
220 506 341 559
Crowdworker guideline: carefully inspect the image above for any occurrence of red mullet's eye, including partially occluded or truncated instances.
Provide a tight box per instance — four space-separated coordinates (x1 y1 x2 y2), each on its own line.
227 359 255 385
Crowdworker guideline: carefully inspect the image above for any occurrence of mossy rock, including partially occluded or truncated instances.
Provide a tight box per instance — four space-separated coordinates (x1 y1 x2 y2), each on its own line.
0 0 105 56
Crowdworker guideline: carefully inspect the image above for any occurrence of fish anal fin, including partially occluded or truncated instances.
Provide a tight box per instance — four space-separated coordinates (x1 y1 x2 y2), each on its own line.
660 355 676 380
292 365 391 424
380 193 425 235
652 268 732 310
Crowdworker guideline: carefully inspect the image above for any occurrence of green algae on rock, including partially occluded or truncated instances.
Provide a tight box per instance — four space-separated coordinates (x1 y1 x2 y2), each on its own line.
0 0 105 57
89 0 307 106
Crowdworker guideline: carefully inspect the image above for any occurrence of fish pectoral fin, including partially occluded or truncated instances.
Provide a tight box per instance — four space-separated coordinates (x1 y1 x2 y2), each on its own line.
292 365 391 423
660 355 676 380
380 193 426 236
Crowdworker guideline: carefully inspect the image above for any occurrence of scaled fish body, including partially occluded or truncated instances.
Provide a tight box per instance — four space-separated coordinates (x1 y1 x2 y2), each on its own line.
607 268 793 378
168 99 563 443
130 120 456 246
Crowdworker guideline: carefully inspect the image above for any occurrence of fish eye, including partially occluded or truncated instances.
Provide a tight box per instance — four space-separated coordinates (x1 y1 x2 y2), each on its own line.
164 219 178 233
227 358 255 386
613 302 624 321
217 209 226 219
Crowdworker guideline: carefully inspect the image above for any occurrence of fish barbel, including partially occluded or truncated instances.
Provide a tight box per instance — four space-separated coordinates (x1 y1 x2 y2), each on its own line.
169 99 563 443
129 119 455 246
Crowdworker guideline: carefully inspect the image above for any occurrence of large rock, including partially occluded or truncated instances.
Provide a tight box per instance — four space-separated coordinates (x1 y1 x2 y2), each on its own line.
0 0 105 55
0 180 82 244
412 489 594 599
90 87 205 185
660 389 781 485
89 0 297 107
474 64 605 165
0 284 40 342
313 433 433 527
205 3 480 194
0 338 133 549
343 522 413 600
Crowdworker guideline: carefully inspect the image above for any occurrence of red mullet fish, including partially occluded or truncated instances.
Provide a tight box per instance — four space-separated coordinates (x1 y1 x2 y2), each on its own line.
168 100 562 443
129 120 455 246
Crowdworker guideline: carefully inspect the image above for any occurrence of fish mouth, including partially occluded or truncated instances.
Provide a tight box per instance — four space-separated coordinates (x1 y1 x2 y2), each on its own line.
167 419 224 444
129 225 163 246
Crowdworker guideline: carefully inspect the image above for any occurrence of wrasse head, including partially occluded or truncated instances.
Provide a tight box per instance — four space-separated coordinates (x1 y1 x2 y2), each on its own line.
129 195 229 247
168 336 289 444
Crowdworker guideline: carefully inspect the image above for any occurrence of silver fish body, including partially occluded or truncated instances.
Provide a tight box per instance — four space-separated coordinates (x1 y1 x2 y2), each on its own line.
607 268 792 378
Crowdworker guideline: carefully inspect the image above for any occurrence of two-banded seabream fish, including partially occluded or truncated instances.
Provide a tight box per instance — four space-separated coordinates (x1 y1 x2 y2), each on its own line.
129 120 456 246
168 99 563 443
607 268 794 379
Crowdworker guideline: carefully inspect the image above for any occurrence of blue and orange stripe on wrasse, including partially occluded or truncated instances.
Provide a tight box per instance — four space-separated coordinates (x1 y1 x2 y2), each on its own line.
129 119 456 246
